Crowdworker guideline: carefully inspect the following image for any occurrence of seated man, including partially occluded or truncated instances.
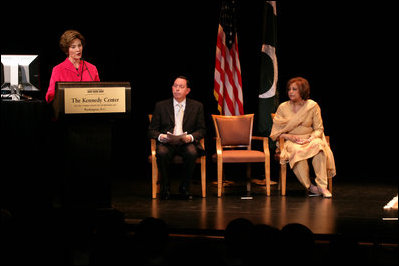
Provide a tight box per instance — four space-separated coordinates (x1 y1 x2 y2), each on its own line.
148 76 206 199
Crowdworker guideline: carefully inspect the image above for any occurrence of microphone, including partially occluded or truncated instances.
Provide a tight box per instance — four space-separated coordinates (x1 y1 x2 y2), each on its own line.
81 58 94 81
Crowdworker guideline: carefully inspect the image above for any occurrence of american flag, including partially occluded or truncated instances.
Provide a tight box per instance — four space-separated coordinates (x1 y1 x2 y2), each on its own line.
213 0 243 116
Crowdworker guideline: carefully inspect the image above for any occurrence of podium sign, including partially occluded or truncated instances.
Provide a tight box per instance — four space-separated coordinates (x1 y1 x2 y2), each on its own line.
64 87 126 114
53 82 131 119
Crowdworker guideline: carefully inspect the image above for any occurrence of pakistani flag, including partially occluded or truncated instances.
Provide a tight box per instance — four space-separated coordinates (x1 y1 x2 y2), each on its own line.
258 1 278 139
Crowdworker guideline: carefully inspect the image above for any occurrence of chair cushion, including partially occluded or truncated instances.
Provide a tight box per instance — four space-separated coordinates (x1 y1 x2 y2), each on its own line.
212 150 266 163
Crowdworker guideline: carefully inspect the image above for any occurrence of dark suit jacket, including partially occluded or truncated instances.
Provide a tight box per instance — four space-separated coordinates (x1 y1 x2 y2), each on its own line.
148 98 206 148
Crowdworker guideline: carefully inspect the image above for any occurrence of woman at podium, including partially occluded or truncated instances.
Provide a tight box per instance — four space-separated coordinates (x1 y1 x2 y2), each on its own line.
45 30 100 103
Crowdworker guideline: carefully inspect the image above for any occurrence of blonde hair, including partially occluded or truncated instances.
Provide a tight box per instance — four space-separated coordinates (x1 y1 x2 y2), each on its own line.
59 30 86 55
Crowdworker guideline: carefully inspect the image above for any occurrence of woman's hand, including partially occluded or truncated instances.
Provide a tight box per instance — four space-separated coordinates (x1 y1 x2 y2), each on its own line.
281 134 298 143
281 134 312 145
296 138 310 145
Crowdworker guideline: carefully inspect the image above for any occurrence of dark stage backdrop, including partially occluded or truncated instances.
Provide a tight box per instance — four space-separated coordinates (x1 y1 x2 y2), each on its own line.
2 1 397 181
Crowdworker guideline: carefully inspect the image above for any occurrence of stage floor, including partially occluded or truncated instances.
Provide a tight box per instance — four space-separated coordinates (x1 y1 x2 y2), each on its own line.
111 174 398 244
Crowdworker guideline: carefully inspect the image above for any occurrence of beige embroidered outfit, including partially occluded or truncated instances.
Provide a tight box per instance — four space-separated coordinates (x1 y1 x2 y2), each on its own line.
270 100 336 189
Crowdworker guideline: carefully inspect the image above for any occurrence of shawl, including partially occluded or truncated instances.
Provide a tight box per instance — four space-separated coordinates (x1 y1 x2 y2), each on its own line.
270 100 336 178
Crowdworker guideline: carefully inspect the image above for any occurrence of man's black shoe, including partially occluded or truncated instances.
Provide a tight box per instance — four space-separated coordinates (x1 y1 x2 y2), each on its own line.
160 190 170 200
179 188 193 200
181 193 193 200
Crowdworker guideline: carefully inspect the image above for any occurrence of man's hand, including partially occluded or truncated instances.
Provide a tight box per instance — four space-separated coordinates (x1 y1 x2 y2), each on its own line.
182 135 192 144
159 134 169 143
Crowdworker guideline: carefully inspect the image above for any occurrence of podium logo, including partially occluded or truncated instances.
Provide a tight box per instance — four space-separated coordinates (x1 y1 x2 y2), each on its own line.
86 89 104 94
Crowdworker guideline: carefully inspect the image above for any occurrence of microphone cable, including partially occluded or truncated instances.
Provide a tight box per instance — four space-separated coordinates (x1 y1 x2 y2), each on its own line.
81 58 94 81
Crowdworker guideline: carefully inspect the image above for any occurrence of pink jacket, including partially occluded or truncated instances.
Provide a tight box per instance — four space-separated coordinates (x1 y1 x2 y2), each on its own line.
45 58 100 102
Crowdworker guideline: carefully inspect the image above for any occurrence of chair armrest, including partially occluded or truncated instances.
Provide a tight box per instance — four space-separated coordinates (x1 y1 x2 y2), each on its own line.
278 137 285 150
325 136 330 146
199 138 205 150
215 137 222 156
251 136 265 141
150 138 157 158
252 136 270 156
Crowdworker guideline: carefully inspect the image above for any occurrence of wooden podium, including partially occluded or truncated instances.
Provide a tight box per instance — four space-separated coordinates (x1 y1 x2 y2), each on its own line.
52 82 131 210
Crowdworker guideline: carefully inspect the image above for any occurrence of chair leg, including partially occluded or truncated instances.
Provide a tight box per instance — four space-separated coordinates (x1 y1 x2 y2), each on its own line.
328 177 333 193
217 157 223 197
201 156 206 198
280 163 287 196
152 159 158 199
265 157 271 196
246 164 251 194
278 176 281 191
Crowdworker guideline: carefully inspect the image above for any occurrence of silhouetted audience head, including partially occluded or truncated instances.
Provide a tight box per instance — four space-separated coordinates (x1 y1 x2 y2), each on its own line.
225 218 254 249
249 223 282 264
224 218 254 264
89 212 131 264
133 217 169 264
135 217 169 245
281 223 315 264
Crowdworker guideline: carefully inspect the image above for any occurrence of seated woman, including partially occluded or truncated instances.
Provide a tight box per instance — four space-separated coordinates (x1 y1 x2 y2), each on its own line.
270 77 336 198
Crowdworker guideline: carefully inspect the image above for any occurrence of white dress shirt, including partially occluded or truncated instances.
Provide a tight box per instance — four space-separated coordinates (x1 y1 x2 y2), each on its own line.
158 98 194 143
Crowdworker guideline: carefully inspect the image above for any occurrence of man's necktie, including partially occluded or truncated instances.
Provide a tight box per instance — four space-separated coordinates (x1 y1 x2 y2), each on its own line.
174 103 184 135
